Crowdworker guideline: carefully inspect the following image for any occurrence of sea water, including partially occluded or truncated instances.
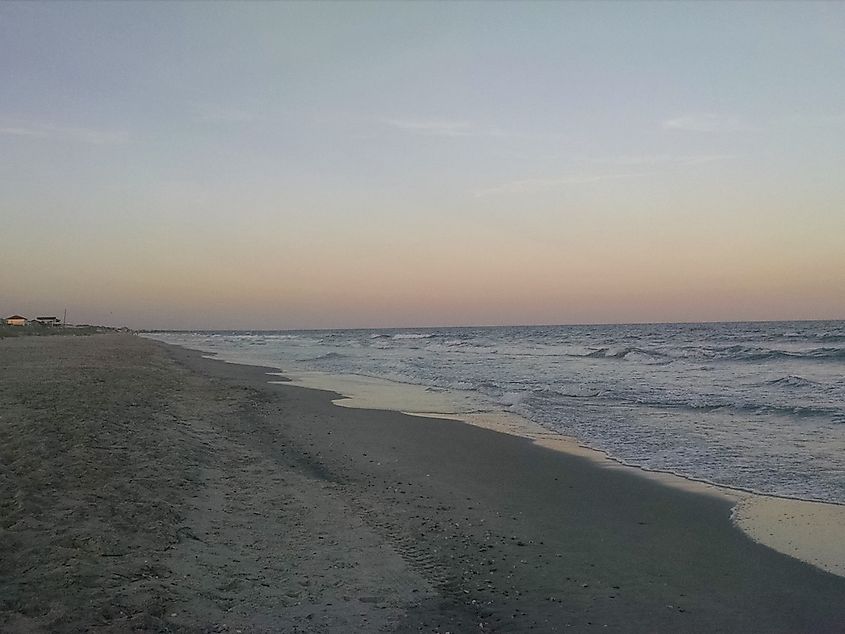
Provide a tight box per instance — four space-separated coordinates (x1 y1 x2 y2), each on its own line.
147 321 845 504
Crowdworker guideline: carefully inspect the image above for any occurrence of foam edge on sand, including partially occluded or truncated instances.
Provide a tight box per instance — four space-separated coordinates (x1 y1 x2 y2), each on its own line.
271 370 844 579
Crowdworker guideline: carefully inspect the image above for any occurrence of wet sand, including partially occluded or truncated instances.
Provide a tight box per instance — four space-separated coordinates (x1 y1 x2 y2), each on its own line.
272 370 845 577
1 334 843 632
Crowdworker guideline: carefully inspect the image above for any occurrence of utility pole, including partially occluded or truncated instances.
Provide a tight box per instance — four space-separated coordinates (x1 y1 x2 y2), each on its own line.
63 308 67 328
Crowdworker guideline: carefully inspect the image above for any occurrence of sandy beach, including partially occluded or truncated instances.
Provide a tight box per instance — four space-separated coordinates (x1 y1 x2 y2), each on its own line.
1 334 844 632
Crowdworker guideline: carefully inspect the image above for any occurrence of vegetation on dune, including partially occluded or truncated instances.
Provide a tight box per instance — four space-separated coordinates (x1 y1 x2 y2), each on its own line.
0 324 117 339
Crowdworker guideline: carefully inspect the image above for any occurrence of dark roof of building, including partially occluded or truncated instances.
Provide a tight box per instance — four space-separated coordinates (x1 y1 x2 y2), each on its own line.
35 316 59 320
6 315 26 320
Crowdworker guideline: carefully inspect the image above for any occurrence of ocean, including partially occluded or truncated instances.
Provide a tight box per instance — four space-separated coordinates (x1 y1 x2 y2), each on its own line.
146 320 844 505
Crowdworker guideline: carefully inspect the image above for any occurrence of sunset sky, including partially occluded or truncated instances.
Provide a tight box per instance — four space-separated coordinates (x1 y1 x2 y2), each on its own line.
2 1 844 329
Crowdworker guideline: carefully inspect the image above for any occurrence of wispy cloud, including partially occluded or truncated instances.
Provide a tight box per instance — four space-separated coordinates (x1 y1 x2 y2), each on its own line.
474 155 731 198
774 112 845 129
193 104 257 123
386 118 506 138
473 174 607 198
0 121 129 144
663 113 747 133
0 126 49 138
595 154 732 166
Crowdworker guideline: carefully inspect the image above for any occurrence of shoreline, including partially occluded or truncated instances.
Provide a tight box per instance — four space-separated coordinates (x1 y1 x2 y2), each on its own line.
3 334 844 632
156 343 844 578
145 338 843 505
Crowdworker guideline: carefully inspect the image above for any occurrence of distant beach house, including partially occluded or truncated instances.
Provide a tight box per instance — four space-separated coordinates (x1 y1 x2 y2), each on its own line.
33 316 61 327
5 315 27 326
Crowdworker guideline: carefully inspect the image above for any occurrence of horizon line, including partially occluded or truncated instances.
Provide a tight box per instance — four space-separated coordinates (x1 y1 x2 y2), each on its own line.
139 316 845 333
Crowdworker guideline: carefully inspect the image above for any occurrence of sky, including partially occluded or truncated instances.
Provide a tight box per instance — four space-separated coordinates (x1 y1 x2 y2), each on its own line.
1 1 844 329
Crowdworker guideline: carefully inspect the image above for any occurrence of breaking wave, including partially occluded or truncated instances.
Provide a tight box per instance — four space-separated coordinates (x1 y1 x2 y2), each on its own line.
696 345 845 362
575 347 669 362
300 352 348 362
764 375 819 388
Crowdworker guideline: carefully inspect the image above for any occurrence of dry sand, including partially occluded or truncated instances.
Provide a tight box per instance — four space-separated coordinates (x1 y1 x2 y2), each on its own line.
1 334 844 632
1 335 429 632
